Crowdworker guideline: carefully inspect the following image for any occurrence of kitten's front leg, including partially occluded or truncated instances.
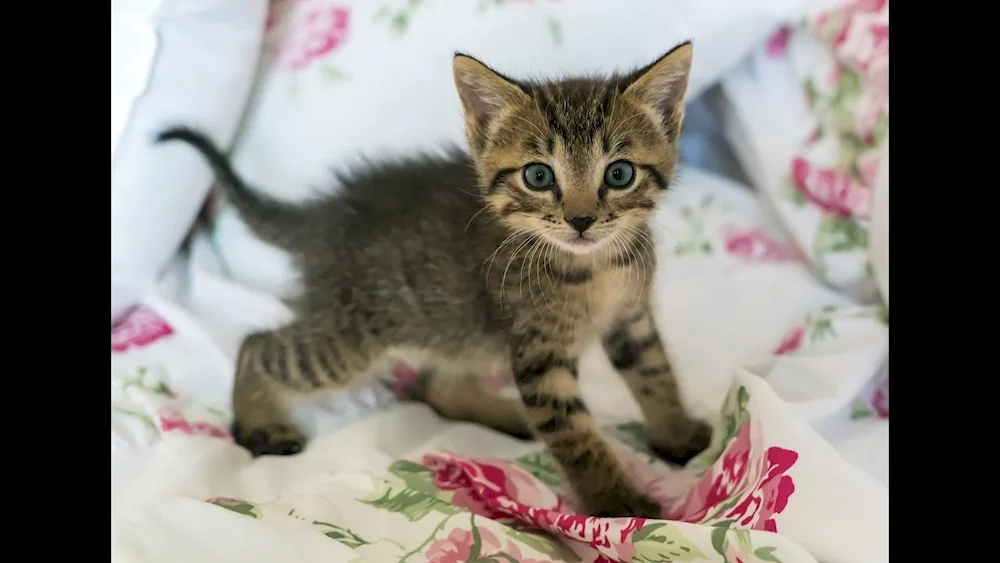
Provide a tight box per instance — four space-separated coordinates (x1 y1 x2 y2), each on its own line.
510 334 661 518
602 306 712 466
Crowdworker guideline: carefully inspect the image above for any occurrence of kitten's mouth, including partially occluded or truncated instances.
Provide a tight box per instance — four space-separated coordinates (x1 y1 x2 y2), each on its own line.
552 232 603 254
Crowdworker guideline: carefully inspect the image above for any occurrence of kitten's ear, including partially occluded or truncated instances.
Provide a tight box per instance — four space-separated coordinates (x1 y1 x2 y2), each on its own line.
623 42 693 134
453 54 529 146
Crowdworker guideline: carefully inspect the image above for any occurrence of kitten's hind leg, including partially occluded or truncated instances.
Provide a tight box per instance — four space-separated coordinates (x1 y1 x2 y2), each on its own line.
394 367 532 440
232 321 379 456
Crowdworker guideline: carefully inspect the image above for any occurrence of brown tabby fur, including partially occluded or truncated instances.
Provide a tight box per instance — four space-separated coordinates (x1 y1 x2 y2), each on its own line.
157 42 711 518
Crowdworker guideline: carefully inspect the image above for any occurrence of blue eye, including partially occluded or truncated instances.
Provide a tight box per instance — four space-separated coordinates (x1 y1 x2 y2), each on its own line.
604 160 635 189
523 163 555 190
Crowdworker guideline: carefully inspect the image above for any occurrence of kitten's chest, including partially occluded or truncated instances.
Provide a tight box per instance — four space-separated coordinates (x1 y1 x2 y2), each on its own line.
554 267 646 340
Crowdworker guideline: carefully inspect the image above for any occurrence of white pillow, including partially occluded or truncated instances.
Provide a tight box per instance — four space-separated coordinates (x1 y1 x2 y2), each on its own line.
197 0 827 292
110 0 267 324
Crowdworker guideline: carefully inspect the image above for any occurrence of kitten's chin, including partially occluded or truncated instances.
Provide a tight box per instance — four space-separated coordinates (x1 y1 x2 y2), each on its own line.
549 234 606 256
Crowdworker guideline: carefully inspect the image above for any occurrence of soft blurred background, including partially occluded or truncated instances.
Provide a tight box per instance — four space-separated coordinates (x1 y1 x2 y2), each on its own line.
111 1 888 561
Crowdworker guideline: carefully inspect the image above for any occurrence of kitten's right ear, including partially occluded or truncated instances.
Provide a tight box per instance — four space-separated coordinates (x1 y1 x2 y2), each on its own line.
453 54 530 147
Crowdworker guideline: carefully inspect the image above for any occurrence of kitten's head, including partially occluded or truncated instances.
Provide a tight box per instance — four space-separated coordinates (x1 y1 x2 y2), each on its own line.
453 44 692 255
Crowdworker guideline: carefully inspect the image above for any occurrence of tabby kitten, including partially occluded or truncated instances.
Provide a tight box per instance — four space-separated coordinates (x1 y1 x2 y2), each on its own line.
157 42 711 518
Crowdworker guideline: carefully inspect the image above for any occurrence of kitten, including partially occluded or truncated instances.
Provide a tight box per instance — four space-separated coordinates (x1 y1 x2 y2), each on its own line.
157 42 711 518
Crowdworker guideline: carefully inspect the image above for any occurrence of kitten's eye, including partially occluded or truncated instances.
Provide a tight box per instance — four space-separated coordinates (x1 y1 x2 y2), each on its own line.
523 163 555 191
604 160 636 189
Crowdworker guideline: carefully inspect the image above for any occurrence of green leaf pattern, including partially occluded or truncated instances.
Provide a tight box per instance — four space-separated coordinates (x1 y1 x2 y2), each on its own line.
674 195 723 256
360 475 461 522
513 451 563 487
686 386 751 475
633 522 706 562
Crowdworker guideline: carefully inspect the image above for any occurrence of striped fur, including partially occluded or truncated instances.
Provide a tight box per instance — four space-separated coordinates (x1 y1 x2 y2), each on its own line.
157 43 710 518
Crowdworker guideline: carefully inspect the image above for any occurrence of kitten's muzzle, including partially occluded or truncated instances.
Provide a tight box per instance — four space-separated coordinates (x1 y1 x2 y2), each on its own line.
566 215 597 233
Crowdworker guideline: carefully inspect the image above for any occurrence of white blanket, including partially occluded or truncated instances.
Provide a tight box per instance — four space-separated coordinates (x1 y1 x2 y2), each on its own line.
112 0 889 561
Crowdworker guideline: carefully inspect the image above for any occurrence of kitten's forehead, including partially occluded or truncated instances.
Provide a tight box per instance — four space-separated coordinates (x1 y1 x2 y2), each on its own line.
527 78 617 145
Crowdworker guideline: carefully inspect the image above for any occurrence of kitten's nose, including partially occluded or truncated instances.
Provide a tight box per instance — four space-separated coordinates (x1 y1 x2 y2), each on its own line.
566 215 596 233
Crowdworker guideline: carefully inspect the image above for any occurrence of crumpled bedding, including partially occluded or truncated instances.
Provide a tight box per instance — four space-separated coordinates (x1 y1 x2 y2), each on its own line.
111 0 888 560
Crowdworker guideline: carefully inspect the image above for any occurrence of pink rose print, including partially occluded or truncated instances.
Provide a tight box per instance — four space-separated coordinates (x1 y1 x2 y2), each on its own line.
669 421 798 532
270 1 351 71
425 527 502 563
790 157 873 220
835 19 888 70
822 0 887 91
726 447 797 532
872 378 888 418
156 407 232 442
670 422 756 524
724 539 753 563
856 149 883 188
419 451 657 562
422 452 564 522
766 26 793 58
851 0 887 12
112 306 175 353
824 64 843 89
552 514 644 562
504 540 549 563
773 325 806 356
806 127 823 146
723 226 801 263
855 90 888 145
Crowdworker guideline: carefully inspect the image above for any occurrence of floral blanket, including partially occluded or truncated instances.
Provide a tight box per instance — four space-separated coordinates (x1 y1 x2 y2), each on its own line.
112 1 888 561
112 298 886 563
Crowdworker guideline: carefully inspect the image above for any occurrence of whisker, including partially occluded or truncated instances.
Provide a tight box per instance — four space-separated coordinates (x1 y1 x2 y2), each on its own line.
483 230 526 282
621 225 656 306
522 238 544 318
500 233 538 309
538 239 555 314
465 204 491 232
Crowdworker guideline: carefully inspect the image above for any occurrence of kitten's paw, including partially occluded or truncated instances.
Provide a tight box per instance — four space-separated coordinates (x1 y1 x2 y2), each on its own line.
651 420 713 467
232 422 306 457
589 490 663 519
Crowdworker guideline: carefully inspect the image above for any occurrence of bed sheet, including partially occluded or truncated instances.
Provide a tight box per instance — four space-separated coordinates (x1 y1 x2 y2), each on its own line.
112 166 887 563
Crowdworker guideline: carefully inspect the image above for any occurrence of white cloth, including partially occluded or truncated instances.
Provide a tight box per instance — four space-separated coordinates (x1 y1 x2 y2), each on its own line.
110 0 268 324
111 0 158 166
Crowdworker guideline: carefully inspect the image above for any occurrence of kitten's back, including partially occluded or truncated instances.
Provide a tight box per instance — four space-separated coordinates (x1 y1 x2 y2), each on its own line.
288 151 507 352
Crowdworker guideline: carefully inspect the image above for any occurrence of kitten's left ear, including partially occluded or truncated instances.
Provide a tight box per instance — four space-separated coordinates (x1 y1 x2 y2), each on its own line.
453 54 530 148
623 42 694 134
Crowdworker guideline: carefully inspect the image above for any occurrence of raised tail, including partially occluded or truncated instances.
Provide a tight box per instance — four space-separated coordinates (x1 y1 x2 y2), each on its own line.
156 126 298 244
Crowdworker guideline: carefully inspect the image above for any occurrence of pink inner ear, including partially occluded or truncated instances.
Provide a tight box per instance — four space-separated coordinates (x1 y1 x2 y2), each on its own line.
458 79 504 128
637 70 689 123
